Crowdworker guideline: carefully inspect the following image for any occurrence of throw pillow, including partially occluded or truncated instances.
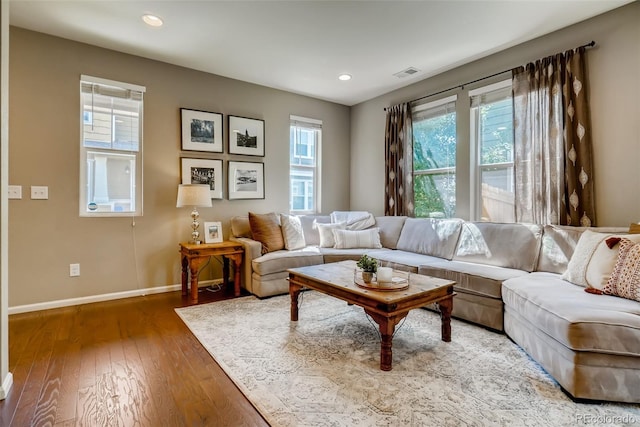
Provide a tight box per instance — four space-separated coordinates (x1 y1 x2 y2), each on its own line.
585 234 640 290
280 214 306 250
248 212 284 254
332 228 383 249
603 238 640 302
316 222 346 248
562 230 607 287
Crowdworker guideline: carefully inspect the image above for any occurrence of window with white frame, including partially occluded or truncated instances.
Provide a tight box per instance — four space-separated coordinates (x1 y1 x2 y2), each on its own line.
411 96 457 218
289 116 321 214
80 76 145 216
470 80 514 222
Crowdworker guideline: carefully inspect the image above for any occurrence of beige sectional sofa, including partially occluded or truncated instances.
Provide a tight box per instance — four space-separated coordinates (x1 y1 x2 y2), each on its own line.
229 214 639 403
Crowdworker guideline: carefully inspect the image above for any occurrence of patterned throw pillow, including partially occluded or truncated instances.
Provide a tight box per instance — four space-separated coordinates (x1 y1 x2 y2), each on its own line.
248 212 284 254
332 228 382 249
603 238 640 302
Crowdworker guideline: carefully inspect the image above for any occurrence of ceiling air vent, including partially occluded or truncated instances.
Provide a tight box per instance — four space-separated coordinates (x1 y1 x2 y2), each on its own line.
393 67 420 78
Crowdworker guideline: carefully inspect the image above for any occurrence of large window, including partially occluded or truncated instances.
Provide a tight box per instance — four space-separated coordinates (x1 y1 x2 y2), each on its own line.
289 116 321 214
80 76 145 216
412 96 457 218
470 81 514 222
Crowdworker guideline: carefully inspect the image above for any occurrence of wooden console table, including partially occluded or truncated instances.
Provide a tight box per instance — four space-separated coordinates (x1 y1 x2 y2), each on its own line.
179 241 244 303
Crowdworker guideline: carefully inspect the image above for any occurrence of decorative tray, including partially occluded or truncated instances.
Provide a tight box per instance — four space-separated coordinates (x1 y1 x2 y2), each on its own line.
354 276 409 292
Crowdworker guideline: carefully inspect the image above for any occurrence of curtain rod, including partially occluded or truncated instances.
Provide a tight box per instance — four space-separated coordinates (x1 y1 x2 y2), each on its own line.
384 40 595 111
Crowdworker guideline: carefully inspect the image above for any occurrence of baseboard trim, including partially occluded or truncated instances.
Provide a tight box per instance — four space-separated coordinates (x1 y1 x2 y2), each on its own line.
0 372 13 400
8 284 183 315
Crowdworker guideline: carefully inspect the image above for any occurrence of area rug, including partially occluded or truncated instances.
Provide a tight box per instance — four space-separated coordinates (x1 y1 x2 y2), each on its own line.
175 292 639 426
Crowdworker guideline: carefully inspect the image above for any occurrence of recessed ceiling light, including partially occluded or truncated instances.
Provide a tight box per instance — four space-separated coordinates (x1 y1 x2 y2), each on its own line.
142 14 163 27
338 74 352 81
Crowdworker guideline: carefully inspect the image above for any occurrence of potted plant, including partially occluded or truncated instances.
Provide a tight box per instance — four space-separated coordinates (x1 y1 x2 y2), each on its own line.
357 255 378 283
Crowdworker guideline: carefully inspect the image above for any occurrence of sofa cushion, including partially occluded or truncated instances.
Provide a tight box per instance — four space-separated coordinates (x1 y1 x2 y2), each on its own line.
454 222 542 272
396 218 463 260
604 238 640 302
420 259 528 299
320 247 377 263
374 216 407 249
502 272 640 356
231 215 252 238
537 225 629 274
332 228 382 249
249 212 284 254
300 215 330 246
317 222 346 248
252 247 323 276
536 224 585 274
367 249 443 273
280 214 306 250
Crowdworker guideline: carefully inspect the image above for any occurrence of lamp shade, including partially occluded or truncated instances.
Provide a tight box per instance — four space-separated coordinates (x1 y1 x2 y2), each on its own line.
176 184 212 208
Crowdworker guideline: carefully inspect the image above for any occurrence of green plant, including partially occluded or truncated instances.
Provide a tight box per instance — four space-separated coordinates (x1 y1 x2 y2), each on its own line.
356 255 378 273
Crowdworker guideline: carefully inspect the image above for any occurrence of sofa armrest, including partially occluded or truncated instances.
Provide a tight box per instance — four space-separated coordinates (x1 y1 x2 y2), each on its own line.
230 236 262 294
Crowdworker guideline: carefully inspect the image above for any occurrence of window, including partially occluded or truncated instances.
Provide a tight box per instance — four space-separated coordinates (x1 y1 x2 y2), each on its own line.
470 81 514 222
80 76 145 216
289 116 321 213
411 96 457 218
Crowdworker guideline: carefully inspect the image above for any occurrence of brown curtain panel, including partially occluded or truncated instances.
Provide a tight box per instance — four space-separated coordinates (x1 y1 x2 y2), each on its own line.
384 103 413 216
512 47 596 226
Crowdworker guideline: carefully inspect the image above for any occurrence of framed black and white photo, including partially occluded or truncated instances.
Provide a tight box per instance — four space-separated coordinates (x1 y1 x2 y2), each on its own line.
181 108 223 153
203 221 223 244
228 115 265 156
181 158 223 199
228 161 264 200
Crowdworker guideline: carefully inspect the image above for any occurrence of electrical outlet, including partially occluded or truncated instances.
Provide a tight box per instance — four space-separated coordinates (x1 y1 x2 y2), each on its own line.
8 185 22 199
31 186 49 200
69 263 80 277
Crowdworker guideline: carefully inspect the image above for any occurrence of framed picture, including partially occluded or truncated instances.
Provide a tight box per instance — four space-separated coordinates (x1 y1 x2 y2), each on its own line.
228 115 265 156
228 161 264 200
181 108 223 153
181 158 223 199
203 221 223 244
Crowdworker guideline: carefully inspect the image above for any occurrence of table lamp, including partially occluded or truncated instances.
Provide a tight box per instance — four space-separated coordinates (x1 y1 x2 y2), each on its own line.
176 184 212 244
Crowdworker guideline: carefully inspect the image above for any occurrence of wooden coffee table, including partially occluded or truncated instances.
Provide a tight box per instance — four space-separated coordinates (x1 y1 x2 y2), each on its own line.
288 260 456 371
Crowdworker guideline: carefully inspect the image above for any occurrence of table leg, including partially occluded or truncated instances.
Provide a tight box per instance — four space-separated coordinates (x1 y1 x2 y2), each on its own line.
222 257 230 288
189 261 200 304
365 310 408 371
226 253 243 297
290 282 302 321
438 297 453 342
181 255 189 297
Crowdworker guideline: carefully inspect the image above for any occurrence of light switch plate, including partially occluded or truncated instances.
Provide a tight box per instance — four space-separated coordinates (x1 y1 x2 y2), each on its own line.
31 186 48 200
8 185 22 199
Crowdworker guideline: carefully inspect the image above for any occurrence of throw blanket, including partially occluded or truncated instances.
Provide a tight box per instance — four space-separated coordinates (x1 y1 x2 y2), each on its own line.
330 211 375 230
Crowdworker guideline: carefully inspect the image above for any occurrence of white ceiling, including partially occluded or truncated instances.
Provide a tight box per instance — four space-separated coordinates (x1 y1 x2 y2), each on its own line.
9 0 632 106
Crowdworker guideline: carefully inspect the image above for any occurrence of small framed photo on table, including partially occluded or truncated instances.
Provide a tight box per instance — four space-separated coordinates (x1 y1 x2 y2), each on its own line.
181 108 223 153
204 221 223 244
228 115 265 156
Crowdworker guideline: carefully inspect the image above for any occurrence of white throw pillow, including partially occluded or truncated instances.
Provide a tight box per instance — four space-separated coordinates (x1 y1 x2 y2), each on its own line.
280 214 306 250
562 230 607 287
586 234 640 290
332 228 382 249
316 222 346 248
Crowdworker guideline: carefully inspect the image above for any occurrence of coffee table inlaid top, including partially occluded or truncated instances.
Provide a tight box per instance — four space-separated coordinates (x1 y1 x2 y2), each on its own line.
288 260 454 306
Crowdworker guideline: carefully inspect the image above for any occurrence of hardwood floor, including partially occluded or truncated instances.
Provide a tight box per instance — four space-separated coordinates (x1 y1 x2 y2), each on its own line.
0 285 269 426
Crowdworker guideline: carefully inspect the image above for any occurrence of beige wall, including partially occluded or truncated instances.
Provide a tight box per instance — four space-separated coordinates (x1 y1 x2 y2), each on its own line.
351 2 640 226
8 27 350 307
